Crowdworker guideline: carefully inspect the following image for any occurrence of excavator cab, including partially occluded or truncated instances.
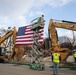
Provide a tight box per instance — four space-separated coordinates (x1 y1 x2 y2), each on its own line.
0 47 6 63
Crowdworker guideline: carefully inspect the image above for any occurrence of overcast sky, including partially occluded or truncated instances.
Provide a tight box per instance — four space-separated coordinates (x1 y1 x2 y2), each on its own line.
0 0 76 38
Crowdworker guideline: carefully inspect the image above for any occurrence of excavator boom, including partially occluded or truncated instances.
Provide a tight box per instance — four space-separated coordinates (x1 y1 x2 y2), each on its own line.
48 19 76 31
0 27 17 45
0 27 17 62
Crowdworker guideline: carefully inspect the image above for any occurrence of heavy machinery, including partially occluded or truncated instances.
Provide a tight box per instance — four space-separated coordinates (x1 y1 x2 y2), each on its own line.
0 47 6 62
48 19 76 61
0 27 17 62
0 26 27 62
0 27 17 45
29 15 45 70
10 16 45 70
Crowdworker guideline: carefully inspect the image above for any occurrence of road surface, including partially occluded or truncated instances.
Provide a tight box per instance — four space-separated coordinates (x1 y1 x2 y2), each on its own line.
0 63 76 75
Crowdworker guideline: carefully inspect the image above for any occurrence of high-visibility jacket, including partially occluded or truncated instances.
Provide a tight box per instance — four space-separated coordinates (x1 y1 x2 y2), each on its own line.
74 52 76 58
53 53 60 63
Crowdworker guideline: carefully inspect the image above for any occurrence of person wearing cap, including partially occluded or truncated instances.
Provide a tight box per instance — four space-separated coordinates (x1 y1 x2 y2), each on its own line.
73 52 76 62
51 50 61 75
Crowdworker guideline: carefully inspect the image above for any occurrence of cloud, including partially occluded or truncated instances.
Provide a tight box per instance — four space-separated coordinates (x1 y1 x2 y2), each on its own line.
28 11 45 17
0 0 35 17
47 0 73 7
0 0 76 29
33 0 75 8
0 16 12 28
0 0 35 29
12 16 27 26
0 16 27 29
0 0 75 17
57 28 75 38
0 17 11 24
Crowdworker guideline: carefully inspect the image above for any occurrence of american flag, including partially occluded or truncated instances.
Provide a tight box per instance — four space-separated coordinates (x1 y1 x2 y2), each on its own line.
15 25 44 46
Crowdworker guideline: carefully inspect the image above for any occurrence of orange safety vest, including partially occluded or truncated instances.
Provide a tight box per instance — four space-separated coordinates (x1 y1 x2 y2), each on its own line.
53 53 60 63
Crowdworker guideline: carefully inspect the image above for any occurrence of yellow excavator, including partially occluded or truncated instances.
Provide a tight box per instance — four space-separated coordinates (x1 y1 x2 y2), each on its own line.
0 47 6 62
48 19 76 61
0 27 17 62
0 26 27 62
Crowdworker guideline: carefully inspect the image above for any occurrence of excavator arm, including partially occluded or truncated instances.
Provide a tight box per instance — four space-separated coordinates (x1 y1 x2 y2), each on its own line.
0 27 17 62
48 19 76 61
0 27 25 61
0 27 17 45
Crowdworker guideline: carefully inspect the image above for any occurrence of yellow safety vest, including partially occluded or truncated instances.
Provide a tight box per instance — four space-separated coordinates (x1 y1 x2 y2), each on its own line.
53 53 60 63
74 52 76 58
38 16 44 26
38 17 43 23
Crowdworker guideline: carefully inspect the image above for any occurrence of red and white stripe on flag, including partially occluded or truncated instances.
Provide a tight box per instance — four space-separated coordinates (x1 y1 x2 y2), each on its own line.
15 25 44 46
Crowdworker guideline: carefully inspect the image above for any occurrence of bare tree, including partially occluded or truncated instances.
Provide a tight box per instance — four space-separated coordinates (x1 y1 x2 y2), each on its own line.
0 27 7 37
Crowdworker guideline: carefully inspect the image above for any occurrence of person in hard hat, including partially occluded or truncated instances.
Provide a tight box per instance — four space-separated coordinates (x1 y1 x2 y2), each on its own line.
73 52 76 62
51 50 61 75
31 15 45 26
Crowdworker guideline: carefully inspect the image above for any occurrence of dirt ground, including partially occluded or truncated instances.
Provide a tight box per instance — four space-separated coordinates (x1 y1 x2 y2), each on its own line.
0 56 76 75
0 61 76 75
